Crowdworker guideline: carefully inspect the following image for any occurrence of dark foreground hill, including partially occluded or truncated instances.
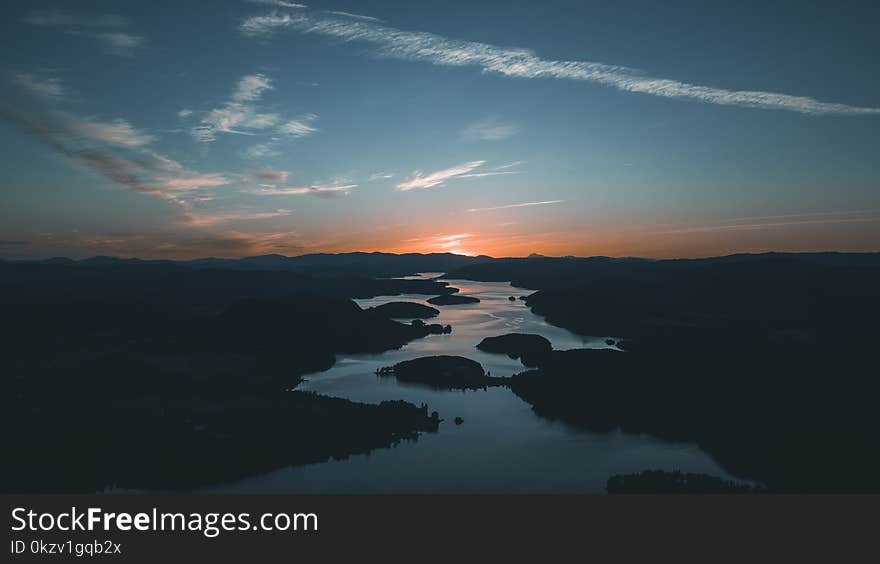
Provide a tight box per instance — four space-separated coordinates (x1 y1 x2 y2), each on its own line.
4 251 880 492
607 470 763 494
460 253 880 491
509 345 880 491
1 291 445 492
0 260 457 311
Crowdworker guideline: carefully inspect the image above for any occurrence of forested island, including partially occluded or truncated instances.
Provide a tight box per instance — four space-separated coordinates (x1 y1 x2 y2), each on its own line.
380 356 508 390
369 301 440 319
427 294 481 305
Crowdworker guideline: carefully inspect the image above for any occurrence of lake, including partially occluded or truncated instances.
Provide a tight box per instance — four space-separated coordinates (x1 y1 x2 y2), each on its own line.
213 276 734 493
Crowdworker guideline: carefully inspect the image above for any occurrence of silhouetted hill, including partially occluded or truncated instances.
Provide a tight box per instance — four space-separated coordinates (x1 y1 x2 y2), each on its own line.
218 295 446 355
5 388 439 492
442 252 880 491
1 290 447 492
509 340 880 491
5 250 880 492
445 252 880 349
443 252 880 290
13 251 495 278
524 254 880 347
231 251 493 277
443 255 652 289
0 260 457 311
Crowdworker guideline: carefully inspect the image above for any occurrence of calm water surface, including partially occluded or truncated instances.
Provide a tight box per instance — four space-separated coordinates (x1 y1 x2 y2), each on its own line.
215 276 733 492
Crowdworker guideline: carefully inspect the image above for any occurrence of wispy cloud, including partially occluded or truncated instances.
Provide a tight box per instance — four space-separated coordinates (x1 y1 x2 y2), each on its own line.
61 113 155 148
468 200 564 212
177 109 193 118
254 170 289 183
192 73 318 143
494 160 525 170
248 169 354 197
183 208 293 227
278 113 319 137
324 11 383 23
3 75 229 204
154 173 230 191
241 10 880 116
396 160 486 191
369 172 394 181
37 229 305 259
395 160 520 190
253 183 356 198
25 10 144 56
403 233 476 255
434 233 472 251
247 0 308 8
233 73 273 102
192 74 279 142
93 32 144 55
13 73 65 101
462 117 519 141
24 10 127 28
457 171 519 179
656 210 880 235
242 143 280 159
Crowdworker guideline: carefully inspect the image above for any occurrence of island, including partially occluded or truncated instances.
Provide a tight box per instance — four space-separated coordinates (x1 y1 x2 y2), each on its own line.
369 301 440 319
380 355 508 390
426 294 480 306
410 319 452 334
476 333 553 367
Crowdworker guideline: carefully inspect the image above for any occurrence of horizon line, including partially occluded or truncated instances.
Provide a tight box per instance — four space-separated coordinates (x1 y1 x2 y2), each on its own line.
3 248 879 264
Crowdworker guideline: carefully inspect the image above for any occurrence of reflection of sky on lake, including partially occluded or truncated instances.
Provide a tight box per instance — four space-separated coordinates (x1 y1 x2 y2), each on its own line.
214 276 733 493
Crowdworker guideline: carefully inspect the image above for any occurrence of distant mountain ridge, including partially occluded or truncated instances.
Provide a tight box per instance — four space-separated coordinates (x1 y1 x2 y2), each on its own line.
441 251 880 289
2 251 879 287
7 249 879 267
6 251 494 278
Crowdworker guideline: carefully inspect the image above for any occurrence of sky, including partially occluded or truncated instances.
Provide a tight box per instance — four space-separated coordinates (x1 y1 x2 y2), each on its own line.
1 0 878 259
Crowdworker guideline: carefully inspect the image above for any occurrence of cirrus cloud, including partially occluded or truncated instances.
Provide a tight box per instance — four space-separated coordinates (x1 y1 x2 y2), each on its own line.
241 9 880 116
191 73 318 143
253 183 356 198
467 200 564 212
395 160 521 191
24 10 144 56
396 160 485 191
278 113 319 137
3 75 229 205
13 73 65 101
62 114 155 148
462 117 519 141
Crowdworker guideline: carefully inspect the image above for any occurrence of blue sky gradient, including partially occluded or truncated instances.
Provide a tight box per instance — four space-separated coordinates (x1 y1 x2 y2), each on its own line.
1 0 878 258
